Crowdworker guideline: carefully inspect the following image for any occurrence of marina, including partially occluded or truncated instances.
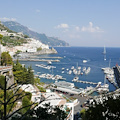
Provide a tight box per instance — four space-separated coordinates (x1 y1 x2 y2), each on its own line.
39 73 66 81
20 47 119 93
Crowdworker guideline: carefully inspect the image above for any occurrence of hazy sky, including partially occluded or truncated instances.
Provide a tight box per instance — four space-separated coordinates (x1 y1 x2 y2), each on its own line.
0 0 120 47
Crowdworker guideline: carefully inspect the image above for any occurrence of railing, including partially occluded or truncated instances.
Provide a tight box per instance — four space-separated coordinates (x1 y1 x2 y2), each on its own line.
0 66 12 71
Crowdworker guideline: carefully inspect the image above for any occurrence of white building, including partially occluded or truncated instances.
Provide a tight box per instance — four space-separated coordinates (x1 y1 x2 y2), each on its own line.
0 30 8 36
36 91 74 120
19 84 41 103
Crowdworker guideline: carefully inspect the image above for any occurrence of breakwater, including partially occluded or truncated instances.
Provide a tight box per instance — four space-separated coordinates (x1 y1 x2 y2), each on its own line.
13 58 60 62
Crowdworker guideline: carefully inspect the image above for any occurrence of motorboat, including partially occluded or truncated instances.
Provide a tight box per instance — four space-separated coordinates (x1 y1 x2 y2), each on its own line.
47 60 52 65
83 60 87 63
72 76 79 82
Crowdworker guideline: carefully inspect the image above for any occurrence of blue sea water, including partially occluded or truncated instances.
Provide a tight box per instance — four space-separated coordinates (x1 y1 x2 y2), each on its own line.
20 47 120 92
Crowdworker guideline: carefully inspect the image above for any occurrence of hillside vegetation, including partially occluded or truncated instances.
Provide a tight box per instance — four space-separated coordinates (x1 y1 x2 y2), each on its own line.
0 22 28 46
2 21 69 47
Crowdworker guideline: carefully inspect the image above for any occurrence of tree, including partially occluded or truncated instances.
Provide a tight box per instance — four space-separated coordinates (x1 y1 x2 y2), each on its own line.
82 94 120 120
11 103 67 120
0 34 3 40
13 60 34 84
21 96 32 114
1 52 13 65
27 66 34 84
24 35 29 38
0 75 35 120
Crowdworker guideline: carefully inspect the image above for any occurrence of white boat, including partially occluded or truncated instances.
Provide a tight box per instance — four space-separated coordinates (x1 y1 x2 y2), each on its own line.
85 67 91 74
82 67 86 72
72 76 79 82
62 68 65 70
47 61 52 65
73 69 77 75
68 70 72 74
83 60 87 63
77 70 81 75
78 66 81 70
96 80 109 93
71 66 74 70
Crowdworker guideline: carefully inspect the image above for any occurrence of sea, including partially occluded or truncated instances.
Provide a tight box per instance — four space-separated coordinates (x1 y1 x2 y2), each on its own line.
19 47 120 92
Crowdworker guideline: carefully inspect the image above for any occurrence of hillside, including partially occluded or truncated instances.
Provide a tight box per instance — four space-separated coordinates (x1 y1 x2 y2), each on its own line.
0 21 15 33
0 22 28 47
2 21 69 47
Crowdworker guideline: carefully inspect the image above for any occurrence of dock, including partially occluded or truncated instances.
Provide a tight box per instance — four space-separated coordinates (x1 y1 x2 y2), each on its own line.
29 56 63 59
72 80 98 85
13 59 60 62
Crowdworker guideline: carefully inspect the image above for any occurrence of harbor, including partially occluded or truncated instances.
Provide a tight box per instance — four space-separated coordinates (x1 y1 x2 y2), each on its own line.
20 47 119 94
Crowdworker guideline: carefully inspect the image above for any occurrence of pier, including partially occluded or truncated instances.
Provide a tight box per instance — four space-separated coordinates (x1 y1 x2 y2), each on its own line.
29 56 63 59
72 80 98 85
13 58 60 62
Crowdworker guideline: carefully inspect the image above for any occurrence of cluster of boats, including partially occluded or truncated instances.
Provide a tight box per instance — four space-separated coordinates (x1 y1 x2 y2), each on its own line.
39 73 66 81
35 64 56 70
95 82 109 93
102 67 116 85
61 66 91 75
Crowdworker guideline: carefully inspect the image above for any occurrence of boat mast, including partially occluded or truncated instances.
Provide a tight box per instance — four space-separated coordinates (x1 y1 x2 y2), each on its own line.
109 59 111 68
103 46 106 54
103 46 106 61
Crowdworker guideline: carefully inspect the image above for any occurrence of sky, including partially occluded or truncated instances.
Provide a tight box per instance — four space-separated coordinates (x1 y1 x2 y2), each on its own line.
0 0 120 47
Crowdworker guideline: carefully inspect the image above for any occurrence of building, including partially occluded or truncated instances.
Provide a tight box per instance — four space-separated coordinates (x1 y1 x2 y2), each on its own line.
19 84 41 103
36 91 75 120
50 81 82 95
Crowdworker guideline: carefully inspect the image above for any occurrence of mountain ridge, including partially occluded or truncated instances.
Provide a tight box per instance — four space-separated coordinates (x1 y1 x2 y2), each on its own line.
2 21 69 47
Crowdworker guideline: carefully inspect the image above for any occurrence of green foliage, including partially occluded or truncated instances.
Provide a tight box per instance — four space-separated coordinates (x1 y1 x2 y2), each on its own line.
0 75 5 89
12 103 67 120
37 47 42 51
83 94 120 120
13 50 22 58
1 52 13 65
13 60 34 84
0 22 15 33
2 36 27 47
21 96 31 114
27 66 34 85
36 85 46 92
34 77 41 85
24 34 29 38
2 21 69 47
25 92 32 100
0 34 3 40
0 89 16 118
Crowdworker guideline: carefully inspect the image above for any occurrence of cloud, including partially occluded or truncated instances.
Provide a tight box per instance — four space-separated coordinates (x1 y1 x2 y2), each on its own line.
55 23 69 29
36 9 40 13
81 22 104 32
0 17 16 21
75 26 80 31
